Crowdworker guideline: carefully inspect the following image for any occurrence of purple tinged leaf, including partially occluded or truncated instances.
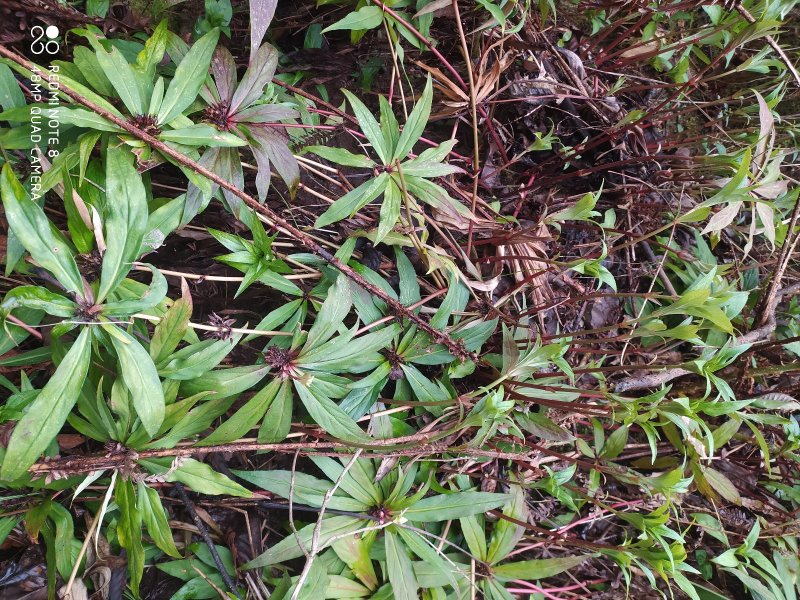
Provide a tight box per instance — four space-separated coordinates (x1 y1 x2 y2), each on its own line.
234 104 299 124
249 0 278 62
211 47 237 104
251 137 271 201
247 126 300 197
231 43 279 113
184 147 221 224
218 146 245 216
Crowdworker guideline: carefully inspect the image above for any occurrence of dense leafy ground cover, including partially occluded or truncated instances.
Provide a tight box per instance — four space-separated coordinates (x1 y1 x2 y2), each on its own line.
0 0 799 598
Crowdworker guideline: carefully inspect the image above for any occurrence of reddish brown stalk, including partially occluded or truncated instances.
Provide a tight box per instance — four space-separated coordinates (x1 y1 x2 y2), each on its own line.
0 44 475 362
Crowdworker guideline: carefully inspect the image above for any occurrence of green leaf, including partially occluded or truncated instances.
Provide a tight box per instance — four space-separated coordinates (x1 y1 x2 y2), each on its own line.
395 526 458 589
492 555 591 581
1 165 84 296
315 172 389 228
516 411 574 442
400 160 463 178
711 548 740 568
375 179 401 244
101 265 168 316
0 63 25 111
1 286 77 318
394 76 432 160
385 529 418 600
396 248 420 307
258 380 293 442
145 395 232 450
116 479 145 595
547 190 601 224
460 515 487 561
150 289 192 363
170 575 227 599
166 458 253 497
326 574 370 598
0 517 20 547
310 456 381 506
1 328 92 480
233 469 370 512
46 503 77 580
292 561 329 600
342 90 388 164
136 19 169 75
304 276 351 349
158 28 220 125
159 333 243 380
332 535 378 590
305 145 374 168
57 107 125 132
487 485 527 564
108 326 165 438
138 482 181 557
73 46 115 97
298 324 399 373
378 96 400 159
159 125 246 147
179 365 269 399
88 37 144 115
403 491 509 522
198 378 283 445
701 466 741 505
97 147 148 303
602 425 629 459
295 381 369 442
244 516 366 568
322 6 384 33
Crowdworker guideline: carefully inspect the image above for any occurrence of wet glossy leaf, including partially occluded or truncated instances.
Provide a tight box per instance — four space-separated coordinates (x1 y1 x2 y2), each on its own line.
108 326 165 437
244 516 366 568
404 491 509 522
492 555 591 581
158 28 220 125
394 76 432 160
323 5 384 33
97 147 148 303
385 529 418 600
1 165 84 296
116 479 145 595
1 328 91 480
166 458 252 497
295 381 369 442
138 481 181 557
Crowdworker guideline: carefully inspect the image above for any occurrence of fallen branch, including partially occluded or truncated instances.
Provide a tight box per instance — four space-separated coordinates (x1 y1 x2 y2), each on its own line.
0 44 475 363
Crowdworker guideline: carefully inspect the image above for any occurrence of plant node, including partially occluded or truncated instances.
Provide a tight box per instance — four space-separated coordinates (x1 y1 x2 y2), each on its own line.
369 505 393 524
382 346 405 380
206 312 236 341
203 101 232 130
263 345 296 379
75 297 102 322
128 113 162 137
